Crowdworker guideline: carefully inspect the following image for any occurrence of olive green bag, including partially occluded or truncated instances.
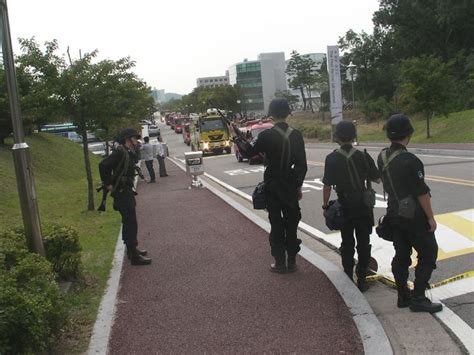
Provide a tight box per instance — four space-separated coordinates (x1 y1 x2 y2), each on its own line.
381 150 416 219
336 148 376 208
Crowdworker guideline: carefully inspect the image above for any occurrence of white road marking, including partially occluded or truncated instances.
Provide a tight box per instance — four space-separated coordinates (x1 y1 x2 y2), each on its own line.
456 209 474 221
436 224 472 253
430 278 474 301
434 304 474 354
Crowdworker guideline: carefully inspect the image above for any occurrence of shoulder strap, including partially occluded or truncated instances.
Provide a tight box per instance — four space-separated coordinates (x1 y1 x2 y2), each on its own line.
273 125 294 170
382 149 407 172
113 146 130 192
381 149 407 201
336 147 363 190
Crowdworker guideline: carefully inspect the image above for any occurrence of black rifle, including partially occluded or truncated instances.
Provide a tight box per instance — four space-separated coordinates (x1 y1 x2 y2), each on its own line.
97 183 108 212
135 165 145 180
96 165 145 212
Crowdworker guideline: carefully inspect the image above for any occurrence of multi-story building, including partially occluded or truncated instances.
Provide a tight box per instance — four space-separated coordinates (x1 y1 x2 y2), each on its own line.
228 52 287 114
196 74 229 88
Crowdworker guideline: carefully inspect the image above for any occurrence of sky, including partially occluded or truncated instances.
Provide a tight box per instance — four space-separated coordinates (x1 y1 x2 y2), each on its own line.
9 0 380 95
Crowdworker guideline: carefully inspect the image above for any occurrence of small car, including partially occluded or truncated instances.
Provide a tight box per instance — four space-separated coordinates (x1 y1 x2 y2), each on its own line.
148 125 160 137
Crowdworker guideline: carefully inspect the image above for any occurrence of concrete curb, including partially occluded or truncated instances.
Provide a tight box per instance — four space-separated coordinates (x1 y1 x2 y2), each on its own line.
87 228 125 355
87 172 141 354
171 158 393 355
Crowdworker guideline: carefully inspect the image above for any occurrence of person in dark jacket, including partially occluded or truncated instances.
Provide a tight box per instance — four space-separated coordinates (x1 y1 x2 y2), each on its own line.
99 128 151 265
322 121 380 291
230 98 308 273
377 114 441 313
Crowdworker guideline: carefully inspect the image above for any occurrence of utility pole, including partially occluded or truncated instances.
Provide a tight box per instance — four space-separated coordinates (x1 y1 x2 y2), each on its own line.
0 0 45 255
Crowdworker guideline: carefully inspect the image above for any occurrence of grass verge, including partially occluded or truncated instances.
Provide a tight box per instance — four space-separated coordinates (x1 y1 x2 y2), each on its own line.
289 109 474 143
0 133 120 353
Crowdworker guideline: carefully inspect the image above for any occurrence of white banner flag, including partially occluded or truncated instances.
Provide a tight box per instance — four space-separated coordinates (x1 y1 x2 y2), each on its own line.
327 46 343 125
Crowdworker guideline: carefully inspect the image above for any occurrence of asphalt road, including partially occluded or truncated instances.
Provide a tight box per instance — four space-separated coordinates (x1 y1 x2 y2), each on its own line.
158 120 473 335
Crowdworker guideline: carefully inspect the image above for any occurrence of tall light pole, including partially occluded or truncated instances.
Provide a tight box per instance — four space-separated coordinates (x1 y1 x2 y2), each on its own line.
0 0 45 254
236 99 241 118
247 98 253 117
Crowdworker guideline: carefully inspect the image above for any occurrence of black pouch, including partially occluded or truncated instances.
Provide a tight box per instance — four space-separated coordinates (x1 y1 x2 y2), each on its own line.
363 188 376 208
398 196 416 219
324 200 345 231
252 181 267 210
375 215 393 241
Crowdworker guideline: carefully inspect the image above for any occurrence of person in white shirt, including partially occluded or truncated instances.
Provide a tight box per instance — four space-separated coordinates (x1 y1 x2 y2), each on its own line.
141 136 156 183
156 137 168 177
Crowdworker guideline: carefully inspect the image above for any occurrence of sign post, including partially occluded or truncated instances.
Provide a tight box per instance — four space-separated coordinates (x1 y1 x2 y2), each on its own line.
327 46 343 141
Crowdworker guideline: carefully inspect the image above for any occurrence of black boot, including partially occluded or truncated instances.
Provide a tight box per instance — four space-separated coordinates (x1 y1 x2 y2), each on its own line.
287 255 297 273
397 286 412 308
128 246 152 266
270 256 286 274
344 267 354 282
410 295 442 313
126 246 148 260
356 267 369 292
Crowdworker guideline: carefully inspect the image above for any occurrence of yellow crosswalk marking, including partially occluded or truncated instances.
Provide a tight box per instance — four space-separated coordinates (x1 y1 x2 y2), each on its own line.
307 160 324 167
427 175 474 184
425 176 474 187
436 213 474 241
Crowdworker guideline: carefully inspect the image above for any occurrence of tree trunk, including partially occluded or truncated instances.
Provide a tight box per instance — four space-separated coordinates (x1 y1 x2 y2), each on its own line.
306 86 314 113
80 125 95 210
299 86 306 110
426 112 431 139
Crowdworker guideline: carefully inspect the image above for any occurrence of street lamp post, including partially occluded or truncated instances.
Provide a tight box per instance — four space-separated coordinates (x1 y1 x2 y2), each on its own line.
236 100 241 118
0 0 45 255
247 98 253 117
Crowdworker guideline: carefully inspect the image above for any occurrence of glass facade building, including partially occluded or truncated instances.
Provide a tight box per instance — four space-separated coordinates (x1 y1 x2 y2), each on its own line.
229 53 287 114
230 61 264 111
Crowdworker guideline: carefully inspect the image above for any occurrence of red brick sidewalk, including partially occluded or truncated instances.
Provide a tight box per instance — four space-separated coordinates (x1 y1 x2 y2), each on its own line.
108 163 363 353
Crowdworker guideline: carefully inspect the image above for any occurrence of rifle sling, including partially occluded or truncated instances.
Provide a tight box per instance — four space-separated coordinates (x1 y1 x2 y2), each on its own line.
381 149 408 202
336 147 363 191
272 125 294 171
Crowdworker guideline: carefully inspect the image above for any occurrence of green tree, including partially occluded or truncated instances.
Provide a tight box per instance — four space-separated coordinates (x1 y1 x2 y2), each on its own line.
170 85 243 114
399 56 454 138
286 51 318 111
373 0 474 62
274 90 299 110
60 51 154 210
16 38 65 132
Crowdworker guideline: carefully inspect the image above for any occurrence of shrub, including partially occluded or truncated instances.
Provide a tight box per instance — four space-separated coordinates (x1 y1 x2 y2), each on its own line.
360 97 394 122
0 229 66 353
292 122 332 140
43 224 82 280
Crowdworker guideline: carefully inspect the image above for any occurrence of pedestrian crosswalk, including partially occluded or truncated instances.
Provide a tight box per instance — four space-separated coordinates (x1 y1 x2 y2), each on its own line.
322 209 474 278
435 209 473 261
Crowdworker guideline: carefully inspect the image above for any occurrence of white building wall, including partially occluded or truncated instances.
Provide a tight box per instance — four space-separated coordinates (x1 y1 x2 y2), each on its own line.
196 75 229 88
258 52 287 114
